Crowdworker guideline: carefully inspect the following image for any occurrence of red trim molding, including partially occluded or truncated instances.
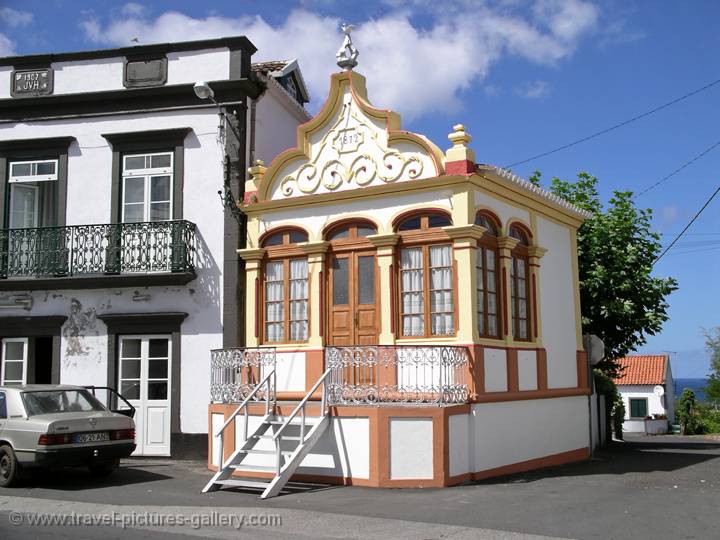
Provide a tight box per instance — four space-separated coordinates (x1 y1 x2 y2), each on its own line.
445 160 475 175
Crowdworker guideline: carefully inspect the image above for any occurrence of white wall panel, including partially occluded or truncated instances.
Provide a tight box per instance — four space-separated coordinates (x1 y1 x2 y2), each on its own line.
517 350 538 391
471 396 588 472
484 348 508 392
389 418 433 479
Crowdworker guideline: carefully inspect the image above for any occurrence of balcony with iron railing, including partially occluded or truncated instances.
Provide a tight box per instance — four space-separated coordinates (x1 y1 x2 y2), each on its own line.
0 220 197 290
210 345 470 407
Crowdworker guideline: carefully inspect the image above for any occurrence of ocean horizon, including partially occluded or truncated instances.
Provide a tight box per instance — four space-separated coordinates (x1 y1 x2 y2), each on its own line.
673 378 709 402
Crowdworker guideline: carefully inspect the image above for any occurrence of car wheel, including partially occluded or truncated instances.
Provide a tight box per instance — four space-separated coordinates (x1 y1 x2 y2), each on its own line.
88 460 118 478
0 445 19 488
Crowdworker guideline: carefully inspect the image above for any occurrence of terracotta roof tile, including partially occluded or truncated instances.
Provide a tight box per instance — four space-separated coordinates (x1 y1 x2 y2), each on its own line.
612 355 667 386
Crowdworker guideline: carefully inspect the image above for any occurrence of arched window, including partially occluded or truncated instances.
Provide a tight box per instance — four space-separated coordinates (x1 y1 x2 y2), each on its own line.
396 212 452 231
325 221 377 241
261 228 308 247
261 228 309 343
509 224 531 341
395 211 455 337
475 212 501 338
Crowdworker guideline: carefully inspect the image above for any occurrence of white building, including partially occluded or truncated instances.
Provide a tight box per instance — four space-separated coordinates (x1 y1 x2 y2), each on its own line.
206 32 594 497
614 355 675 434
0 37 309 457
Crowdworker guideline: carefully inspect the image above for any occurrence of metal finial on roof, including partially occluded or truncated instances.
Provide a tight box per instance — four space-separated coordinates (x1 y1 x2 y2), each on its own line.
336 23 359 71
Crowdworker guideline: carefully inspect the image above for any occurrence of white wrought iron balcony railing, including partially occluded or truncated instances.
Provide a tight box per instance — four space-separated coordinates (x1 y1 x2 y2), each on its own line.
325 345 470 406
210 347 277 404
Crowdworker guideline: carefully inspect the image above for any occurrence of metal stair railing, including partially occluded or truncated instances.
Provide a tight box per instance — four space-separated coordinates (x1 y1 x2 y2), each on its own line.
271 367 332 475
215 369 276 471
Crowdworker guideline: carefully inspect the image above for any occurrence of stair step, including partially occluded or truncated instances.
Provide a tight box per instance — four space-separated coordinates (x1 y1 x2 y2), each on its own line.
240 448 293 455
266 420 319 426
215 479 270 489
230 463 277 472
252 434 303 441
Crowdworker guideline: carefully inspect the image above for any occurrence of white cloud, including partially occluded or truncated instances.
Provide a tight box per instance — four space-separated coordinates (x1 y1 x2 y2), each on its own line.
515 79 551 98
79 1 600 119
0 33 15 56
0 7 33 28
120 3 146 17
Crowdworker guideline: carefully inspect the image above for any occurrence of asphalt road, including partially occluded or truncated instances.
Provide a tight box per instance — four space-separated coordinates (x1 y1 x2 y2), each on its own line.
0 434 718 539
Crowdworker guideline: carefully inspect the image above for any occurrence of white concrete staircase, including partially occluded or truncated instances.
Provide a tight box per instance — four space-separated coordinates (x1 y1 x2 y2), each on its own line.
203 368 331 499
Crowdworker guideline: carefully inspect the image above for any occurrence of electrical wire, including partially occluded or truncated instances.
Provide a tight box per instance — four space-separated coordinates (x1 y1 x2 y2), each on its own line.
654 184 720 264
634 140 720 198
505 77 720 168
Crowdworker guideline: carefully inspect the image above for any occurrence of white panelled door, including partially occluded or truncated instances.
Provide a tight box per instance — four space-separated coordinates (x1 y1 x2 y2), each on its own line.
118 335 172 456
0 338 28 385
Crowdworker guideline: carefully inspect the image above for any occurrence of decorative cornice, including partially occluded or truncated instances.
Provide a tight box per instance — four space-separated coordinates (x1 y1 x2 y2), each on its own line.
237 248 266 261
497 236 520 251
482 165 592 219
300 241 330 255
443 224 486 241
527 246 548 259
367 233 400 248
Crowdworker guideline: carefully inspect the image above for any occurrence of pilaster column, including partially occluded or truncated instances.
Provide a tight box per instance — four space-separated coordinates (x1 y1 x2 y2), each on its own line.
368 233 399 344
444 225 486 342
496 236 519 342
301 241 330 347
527 245 547 344
237 248 266 347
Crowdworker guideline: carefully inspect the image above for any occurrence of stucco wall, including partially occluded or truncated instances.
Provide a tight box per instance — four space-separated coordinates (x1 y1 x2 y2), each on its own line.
619 385 672 432
536 216 579 389
0 48 231 99
253 86 308 166
1 75 305 437
450 395 589 475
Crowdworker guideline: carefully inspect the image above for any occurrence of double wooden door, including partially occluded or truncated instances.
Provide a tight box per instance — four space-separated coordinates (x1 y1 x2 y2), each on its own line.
327 250 379 346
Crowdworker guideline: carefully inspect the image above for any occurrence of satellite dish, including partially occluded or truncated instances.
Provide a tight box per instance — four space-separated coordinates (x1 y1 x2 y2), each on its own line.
653 385 665 397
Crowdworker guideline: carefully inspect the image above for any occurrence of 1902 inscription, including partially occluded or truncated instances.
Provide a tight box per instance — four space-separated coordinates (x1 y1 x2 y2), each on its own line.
11 69 53 97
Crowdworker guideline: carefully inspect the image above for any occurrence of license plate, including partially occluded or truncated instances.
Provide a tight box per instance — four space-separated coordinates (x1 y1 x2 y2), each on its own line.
74 432 109 444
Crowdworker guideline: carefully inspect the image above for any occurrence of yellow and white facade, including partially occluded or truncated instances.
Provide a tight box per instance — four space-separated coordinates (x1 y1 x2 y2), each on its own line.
209 61 592 487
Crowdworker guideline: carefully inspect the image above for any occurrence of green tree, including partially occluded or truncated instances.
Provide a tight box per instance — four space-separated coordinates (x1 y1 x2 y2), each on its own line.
702 328 720 403
534 172 677 376
676 389 704 435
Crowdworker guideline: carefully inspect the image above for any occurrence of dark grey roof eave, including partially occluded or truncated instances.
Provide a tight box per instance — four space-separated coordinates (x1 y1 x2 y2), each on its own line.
0 36 257 67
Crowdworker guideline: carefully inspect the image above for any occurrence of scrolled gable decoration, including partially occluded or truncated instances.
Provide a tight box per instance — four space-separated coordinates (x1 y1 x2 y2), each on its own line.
260 71 443 201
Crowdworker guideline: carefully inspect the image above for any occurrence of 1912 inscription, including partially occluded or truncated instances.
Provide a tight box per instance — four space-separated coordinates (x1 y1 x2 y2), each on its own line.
11 69 53 97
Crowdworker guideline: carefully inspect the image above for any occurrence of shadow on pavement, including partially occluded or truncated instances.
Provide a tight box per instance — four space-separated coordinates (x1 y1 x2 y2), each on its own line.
13 461 173 491
474 436 720 485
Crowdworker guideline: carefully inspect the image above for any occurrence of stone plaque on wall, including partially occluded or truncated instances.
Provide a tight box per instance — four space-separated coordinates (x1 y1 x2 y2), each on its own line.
11 68 53 97
124 57 168 88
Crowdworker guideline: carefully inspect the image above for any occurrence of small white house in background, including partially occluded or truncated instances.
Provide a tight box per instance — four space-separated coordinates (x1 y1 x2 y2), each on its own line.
0 37 309 458
614 355 675 434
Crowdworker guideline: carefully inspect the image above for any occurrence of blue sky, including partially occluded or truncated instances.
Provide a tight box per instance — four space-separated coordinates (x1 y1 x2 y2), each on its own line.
2 1 719 377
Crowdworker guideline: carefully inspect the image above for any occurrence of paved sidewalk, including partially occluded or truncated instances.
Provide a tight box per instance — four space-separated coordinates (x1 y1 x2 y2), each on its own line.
0 434 718 539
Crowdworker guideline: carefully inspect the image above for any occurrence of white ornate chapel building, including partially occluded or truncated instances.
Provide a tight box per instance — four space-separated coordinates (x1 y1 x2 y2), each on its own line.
206 32 593 493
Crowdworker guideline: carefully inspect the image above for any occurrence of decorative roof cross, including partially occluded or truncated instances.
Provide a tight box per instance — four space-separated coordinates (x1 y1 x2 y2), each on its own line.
336 23 359 71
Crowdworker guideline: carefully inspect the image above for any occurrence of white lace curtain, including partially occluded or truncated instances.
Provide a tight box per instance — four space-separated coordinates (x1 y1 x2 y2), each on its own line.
264 258 308 342
265 261 284 342
401 247 424 336
289 259 308 340
429 245 453 335
401 245 454 336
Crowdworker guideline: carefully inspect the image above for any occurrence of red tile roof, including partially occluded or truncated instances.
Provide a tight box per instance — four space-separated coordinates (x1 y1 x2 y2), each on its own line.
613 355 667 386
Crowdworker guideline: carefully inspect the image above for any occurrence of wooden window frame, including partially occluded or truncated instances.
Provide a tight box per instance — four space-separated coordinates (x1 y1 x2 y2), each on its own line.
260 228 310 345
475 212 502 340
395 211 457 339
509 225 532 342
629 397 648 419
